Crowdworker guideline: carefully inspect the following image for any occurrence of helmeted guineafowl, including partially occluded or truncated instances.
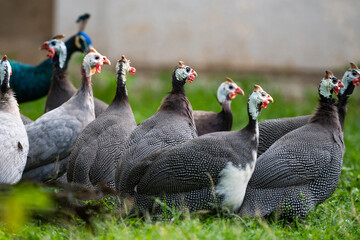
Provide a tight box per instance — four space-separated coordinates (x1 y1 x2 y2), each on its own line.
194 77 244 136
115 61 198 194
239 71 345 219
121 85 273 215
41 35 109 117
67 55 136 189
0 55 29 184
257 62 359 156
22 48 110 182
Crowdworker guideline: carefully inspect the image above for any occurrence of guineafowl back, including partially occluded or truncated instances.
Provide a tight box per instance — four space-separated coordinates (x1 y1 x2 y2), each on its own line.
239 122 344 219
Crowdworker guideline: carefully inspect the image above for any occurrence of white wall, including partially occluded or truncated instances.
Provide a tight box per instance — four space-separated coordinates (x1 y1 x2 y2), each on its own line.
54 0 360 71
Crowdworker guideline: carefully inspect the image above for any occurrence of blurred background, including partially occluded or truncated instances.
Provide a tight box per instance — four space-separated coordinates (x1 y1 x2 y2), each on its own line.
1 0 359 124
1 0 359 71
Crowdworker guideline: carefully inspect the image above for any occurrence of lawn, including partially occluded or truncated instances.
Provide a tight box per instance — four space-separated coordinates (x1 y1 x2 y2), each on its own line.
1 56 359 239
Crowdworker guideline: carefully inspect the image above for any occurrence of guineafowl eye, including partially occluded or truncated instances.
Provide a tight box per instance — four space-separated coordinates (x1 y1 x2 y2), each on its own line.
352 70 359 77
261 91 266 96
229 85 234 90
51 41 56 46
332 78 338 84
186 66 191 72
95 56 100 60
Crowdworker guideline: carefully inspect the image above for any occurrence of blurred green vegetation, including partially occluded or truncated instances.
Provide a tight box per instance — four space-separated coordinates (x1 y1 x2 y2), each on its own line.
5 57 359 238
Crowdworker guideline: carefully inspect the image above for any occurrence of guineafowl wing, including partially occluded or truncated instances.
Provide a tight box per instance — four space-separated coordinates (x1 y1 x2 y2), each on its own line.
116 112 197 192
130 133 242 195
249 124 342 189
258 115 311 156
25 110 85 170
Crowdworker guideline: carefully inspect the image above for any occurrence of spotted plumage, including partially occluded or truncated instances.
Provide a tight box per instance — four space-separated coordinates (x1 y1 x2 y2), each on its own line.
257 63 359 156
121 85 273 215
0 55 29 184
67 56 136 189
239 71 345 219
22 49 110 182
115 61 198 194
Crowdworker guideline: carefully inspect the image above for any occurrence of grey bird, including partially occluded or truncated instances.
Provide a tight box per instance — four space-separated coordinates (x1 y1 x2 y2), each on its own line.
115 61 198 194
22 49 110 182
0 55 29 184
257 62 359 156
122 85 273 215
41 35 109 117
193 78 244 136
67 55 137 189
239 71 345 219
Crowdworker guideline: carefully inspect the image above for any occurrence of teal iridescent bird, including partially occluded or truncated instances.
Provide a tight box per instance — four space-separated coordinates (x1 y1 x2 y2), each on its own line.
7 13 92 103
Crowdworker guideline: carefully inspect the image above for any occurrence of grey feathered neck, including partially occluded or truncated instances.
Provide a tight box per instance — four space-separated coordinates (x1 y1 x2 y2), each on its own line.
309 96 339 128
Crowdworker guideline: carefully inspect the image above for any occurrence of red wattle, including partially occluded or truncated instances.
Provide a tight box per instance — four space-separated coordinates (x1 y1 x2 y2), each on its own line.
334 86 340 95
47 48 55 59
130 67 136 75
261 100 269 108
188 74 195 83
229 92 238 100
353 78 360 86
96 63 102 73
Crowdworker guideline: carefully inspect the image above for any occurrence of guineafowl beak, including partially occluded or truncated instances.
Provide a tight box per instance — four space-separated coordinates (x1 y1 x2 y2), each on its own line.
229 87 244 100
261 94 274 108
102 56 111 66
40 42 55 59
235 87 245 95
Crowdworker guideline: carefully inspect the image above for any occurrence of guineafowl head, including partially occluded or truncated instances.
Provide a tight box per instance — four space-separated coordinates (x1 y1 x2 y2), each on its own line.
319 71 345 99
248 85 273 120
174 61 197 84
339 62 360 96
0 55 12 90
217 77 244 104
82 48 111 77
40 35 67 69
116 55 136 86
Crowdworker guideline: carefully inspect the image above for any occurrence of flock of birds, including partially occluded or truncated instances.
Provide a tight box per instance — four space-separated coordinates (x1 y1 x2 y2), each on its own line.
1 14 359 220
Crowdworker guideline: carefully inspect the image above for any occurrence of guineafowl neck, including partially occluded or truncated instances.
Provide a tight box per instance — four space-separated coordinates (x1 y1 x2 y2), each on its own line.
78 68 93 95
244 103 259 134
309 97 339 128
111 84 129 107
337 94 349 131
49 61 67 87
158 92 194 122
0 88 20 118
219 100 233 131
1 77 10 95
111 65 129 105
171 73 186 95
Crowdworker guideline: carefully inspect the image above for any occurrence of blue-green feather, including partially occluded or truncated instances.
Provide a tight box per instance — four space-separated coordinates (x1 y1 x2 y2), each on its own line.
7 33 91 103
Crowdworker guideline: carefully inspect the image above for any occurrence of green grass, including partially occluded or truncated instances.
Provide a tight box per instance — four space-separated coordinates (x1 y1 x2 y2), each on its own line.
1 59 359 239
